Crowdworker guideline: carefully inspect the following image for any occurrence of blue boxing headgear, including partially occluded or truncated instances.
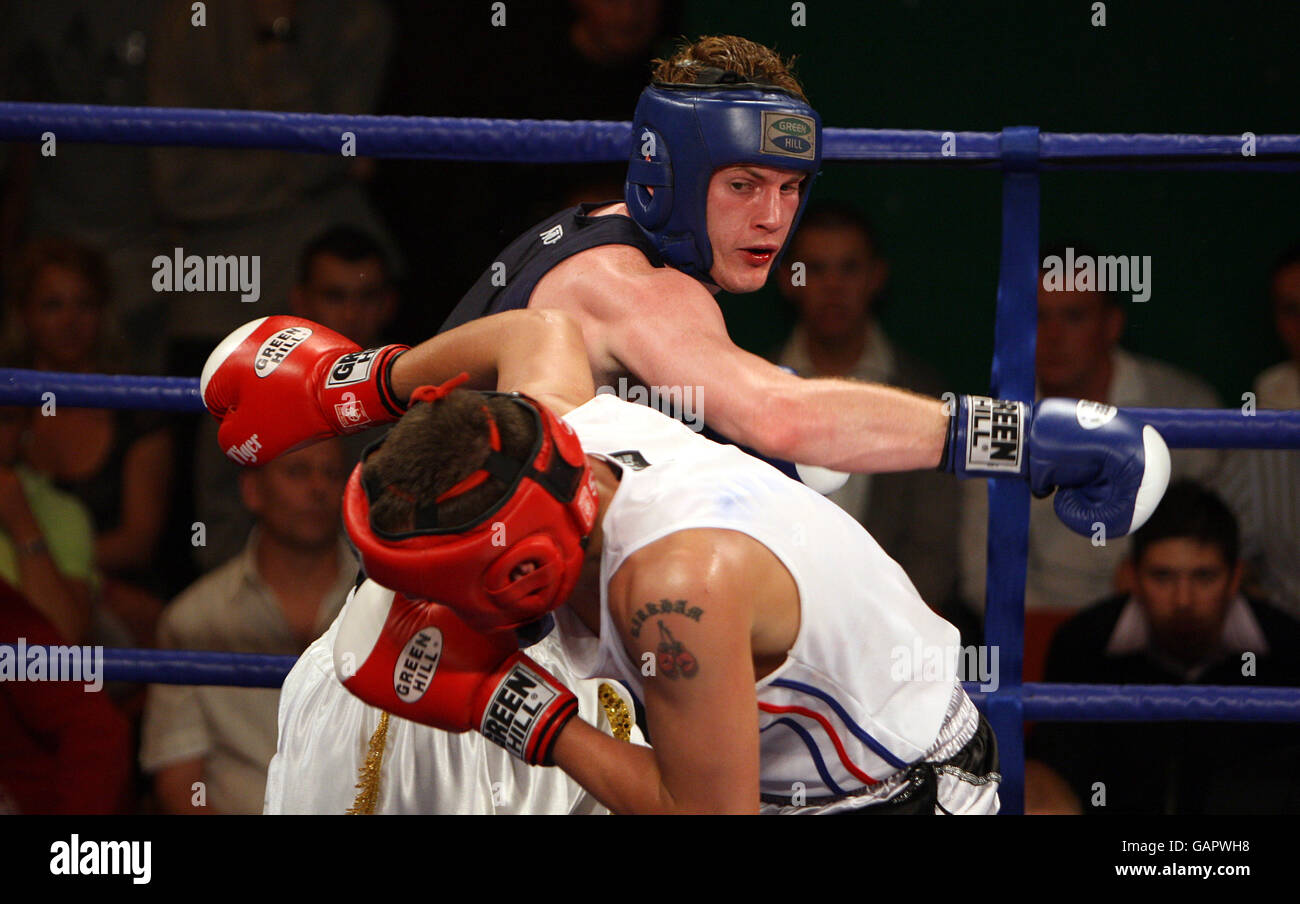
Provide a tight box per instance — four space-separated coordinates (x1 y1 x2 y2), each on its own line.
625 69 822 283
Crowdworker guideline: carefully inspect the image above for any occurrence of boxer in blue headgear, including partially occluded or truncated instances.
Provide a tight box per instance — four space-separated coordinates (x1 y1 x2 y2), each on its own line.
432 34 1168 551
625 67 823 283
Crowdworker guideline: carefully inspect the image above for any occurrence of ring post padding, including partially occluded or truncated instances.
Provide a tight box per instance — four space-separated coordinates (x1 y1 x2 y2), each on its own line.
984 126 1040 815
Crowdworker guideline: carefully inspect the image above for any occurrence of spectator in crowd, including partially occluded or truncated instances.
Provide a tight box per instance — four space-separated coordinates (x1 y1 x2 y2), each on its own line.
147 0 397 374
141 439 354 815
774 202 959 609
193 226 398 571
1212 242 1300 619
2 237 171 644
959 244 1222 622
0 580 132 814
1028 480 1300 814
1252 242 1300 408
0 404 96 645
1 1 167 371
287 225 399 348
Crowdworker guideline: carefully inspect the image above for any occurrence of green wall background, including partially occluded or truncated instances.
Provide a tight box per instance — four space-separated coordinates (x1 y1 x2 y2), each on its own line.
682 0 1299 401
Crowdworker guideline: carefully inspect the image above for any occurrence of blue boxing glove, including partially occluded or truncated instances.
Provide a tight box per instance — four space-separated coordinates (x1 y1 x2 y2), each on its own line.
942 395 1170 538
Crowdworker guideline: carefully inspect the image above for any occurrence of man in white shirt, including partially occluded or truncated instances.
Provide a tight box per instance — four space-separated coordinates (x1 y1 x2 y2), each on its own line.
142 440 355 814
960 248 1221 615
1214 243 1300 618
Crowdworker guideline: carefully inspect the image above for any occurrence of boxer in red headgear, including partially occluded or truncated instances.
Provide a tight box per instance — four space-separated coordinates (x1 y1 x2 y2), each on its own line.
345 374 598 634
335 372 600 766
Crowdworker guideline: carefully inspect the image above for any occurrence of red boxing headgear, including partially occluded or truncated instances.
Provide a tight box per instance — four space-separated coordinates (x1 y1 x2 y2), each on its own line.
343 379 598 632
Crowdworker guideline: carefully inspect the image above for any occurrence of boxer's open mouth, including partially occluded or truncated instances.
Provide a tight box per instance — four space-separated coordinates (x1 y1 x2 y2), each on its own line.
742 246 777 265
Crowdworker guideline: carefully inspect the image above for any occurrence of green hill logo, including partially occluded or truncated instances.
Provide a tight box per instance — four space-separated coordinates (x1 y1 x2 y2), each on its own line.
761 112 816 160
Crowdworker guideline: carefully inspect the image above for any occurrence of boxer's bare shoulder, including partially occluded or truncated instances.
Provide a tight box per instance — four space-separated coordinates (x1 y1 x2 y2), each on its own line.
530 222 726 385
606 527 800 681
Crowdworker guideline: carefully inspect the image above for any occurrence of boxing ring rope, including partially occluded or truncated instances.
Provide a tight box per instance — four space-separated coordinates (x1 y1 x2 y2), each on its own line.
4 102 1300 168
5 641 1300 723
3 101 1300 816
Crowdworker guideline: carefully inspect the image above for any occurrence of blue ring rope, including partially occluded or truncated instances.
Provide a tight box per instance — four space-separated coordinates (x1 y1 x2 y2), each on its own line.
9 644 1300 723
2 102 1300 169
4 370 1298 448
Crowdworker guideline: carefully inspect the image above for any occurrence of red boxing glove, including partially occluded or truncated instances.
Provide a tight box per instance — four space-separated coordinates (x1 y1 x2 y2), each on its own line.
200 316 409 466
333 581 579 766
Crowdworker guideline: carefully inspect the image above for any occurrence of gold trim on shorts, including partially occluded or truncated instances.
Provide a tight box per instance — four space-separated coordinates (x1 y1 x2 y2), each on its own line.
347 711 390 815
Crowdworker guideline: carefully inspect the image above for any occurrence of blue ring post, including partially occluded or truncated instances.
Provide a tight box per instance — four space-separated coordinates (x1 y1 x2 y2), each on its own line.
985 126 1040 815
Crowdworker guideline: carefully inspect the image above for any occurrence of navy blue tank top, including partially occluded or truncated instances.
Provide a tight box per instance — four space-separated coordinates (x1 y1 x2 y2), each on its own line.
438 201 808 485
439 202 663 331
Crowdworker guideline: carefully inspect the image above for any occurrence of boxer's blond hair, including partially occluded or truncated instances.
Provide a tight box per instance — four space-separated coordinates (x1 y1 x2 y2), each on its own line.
651 35 807 102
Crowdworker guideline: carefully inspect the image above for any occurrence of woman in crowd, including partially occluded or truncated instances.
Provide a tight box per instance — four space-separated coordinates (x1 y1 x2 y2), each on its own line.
3 237 172 646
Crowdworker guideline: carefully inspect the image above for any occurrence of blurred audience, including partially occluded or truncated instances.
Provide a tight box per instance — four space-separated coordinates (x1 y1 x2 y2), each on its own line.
546 0 676 119
1028 480 1300 814
1 1 167 371
2 237 170 645
1252 242 1300 408
0 580 132 814
774 203 960 610
288 225 398 343
371 0 681 338
141 440 354 814
148 0 397 375
0 405 96 645
1212 244 1300 620
960 244 1222 626
193 225 398 571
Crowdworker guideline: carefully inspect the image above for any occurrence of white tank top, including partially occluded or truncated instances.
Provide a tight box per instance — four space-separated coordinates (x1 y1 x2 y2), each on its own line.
557 394 977 812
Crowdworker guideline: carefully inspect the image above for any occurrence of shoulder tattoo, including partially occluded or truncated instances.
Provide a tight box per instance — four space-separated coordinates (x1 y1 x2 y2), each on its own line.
629 598 704 638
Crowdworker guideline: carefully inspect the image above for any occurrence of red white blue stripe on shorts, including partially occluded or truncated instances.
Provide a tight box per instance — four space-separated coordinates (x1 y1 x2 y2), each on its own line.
760 677 910 797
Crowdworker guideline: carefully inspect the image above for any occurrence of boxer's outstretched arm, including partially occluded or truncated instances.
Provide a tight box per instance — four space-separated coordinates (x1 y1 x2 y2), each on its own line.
389 308 594 415
552 531 762 814
585 257 948 473
203 309 595 468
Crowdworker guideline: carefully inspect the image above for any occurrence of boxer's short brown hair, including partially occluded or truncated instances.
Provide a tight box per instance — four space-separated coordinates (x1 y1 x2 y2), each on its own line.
365 389 537 532
651 35 807 102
